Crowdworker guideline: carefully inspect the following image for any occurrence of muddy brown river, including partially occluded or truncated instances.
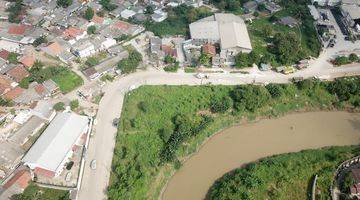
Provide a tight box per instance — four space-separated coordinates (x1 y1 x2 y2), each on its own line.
162 112 360 200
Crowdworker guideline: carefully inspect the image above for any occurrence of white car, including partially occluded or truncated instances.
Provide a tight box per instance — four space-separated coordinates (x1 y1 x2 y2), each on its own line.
90 159 97 170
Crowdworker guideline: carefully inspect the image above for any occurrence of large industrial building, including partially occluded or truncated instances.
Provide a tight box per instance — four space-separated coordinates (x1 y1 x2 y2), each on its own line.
22 112 89 177
189 13 252 65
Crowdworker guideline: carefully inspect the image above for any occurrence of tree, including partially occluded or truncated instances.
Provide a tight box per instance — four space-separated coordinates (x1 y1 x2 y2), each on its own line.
164 55 176 64
210 96 232 113
117 50 142 74
273 32 300 65
7 0 23 23
258 3 266 11
56 0 73 8
33 36 48 47
8 52 18 64
70 99 79 110
334 56 350 66
84 7 94 21
87 25 96 34
144 5 154 14
349 53 359 63
100 0 117 11
265 84 283 98
53 102 65 111
198 53 211 67
231 85 270 112
262 25 274 37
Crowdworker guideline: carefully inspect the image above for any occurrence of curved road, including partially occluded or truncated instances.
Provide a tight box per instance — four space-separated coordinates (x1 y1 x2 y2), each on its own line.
77 53 360 200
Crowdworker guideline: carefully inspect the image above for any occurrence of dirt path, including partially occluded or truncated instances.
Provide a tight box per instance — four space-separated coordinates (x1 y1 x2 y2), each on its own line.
162 111 360 200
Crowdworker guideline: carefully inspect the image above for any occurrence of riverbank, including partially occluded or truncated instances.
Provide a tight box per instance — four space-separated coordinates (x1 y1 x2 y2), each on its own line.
162 111 360 200
108 77 359 200
208 145 360 200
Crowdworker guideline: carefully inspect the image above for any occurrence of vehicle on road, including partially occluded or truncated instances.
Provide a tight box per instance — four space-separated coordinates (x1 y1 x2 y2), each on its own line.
112 118 119 127
90 159 97 170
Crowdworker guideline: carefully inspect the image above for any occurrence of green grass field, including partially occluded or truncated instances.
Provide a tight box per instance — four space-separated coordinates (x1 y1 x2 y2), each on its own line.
108 77 359 200
51 69 83 93
10 183 69 200
209 146 360 200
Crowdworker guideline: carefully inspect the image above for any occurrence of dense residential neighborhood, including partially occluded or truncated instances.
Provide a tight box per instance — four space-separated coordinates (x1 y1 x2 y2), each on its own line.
0 0 358 199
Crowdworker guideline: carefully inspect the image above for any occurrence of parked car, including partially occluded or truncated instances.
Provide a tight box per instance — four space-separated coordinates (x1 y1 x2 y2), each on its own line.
90 159 97 170
112 118 119 127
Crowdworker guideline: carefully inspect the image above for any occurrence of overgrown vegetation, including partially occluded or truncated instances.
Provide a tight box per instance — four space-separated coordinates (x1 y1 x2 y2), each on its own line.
334 53 360 66
236 0 321 68
33 36 48 47
143 5 212 37
117 49 142 74
10 183 69 200
7 0 23 23
99 0 117 11
209 146 360 200
108 76 360 199
19 61 83 93
56 0 72 8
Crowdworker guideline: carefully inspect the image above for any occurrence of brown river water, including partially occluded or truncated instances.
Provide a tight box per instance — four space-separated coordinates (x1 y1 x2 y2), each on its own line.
162 111 360 200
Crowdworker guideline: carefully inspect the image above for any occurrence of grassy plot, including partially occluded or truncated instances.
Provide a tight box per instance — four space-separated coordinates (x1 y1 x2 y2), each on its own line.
51 68 83 93
11 183 69 200
108 77 359 200
209 146 360 200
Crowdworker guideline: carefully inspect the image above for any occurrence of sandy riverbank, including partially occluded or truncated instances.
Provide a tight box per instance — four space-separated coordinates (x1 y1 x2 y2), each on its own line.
162 111 360 200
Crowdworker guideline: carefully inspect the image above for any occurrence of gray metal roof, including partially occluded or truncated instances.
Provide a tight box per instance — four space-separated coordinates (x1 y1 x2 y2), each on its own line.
22 112 89 172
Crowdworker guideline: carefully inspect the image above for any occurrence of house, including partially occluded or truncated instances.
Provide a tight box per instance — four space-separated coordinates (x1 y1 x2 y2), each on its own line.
279 16 298 27
243 1 258 13
41 42 64 57
340 3 360 39
72 39 96 58
3 86 24 101
264 1 281 14
0 75 14 95
311 0 341 6
151 10 168 22
42 79 59 96
308 5 320 21
150 37 163 56
91 15 105 25
19 55 35 69
121 9 136 19
0 49 10 60
109 6 126 18
63 27 87 43
189 13 252 65
1 170 31 198
22 112 90 177
6 65 29 83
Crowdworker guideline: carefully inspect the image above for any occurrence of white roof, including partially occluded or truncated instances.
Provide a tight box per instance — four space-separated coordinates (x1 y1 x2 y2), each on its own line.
189 13 252 51
22 112 89 172
341 4 360 19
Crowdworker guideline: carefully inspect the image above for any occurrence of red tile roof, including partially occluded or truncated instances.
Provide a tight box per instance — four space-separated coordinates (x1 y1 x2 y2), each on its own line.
63 27 85 38
202 43 216 56
0 49 10 60
44 42 63 56
3 170 31 190
6 65 29 82
8 25 27 35
34 83 46 96
92 15 104 24
161 45 177 57
19 55 35 68
0 75 12 94
113 20 130 31
34 167 55 178
4 86 23 100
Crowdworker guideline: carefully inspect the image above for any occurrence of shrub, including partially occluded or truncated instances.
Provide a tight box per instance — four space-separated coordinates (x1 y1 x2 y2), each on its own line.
164 62 179 72
231 85 270 112
334 56 350 66
53 102 65 111
349 53 359 62
210 96 232 113
56 0 72 8
117 49 142 74
84 7 94 20
87 25 96 34
70 99 79 110
265 84 283 98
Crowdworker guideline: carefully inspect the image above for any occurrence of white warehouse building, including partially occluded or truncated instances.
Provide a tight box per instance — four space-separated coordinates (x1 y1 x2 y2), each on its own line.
189 13 252 65
22 112 90 177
